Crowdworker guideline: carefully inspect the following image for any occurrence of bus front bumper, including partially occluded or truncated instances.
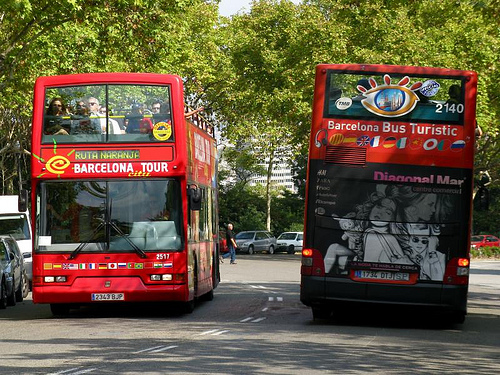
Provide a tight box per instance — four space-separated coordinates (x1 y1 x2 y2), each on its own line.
33 276 187 304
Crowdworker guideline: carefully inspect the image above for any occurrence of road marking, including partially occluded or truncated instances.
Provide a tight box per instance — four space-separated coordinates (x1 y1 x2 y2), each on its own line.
251 317 267 323
48 368 98 375
277 297 283 302
150 345 178 353
268 297 274 301
199 329 220 335
133 345 165 353
262 307 268 312
240 317 254 322
211 330 229 336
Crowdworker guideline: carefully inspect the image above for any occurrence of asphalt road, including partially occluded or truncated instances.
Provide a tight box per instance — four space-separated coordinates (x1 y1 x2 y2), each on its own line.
0 255 498 374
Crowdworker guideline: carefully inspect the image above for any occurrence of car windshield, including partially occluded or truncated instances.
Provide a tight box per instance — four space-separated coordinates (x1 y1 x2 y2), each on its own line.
471 236 483 242
37 179 183 253
278 233 297 240
0 214 31 240
236 232 254 240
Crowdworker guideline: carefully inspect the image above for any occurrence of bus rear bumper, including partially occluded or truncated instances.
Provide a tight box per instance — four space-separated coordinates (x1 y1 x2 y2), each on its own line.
300 276 468 314
33 276 187 304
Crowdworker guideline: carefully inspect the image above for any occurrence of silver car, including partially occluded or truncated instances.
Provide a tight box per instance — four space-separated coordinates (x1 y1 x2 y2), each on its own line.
235 231 277 254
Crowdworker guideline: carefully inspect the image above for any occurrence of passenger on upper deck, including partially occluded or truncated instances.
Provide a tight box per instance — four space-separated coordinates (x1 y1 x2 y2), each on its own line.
44 98 70 135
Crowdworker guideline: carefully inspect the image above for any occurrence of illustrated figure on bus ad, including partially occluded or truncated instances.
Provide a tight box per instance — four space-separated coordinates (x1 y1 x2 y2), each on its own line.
324 184 449 281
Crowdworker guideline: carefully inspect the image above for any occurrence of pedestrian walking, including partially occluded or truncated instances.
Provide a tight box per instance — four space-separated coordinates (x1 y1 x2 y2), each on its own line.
223 223 237 264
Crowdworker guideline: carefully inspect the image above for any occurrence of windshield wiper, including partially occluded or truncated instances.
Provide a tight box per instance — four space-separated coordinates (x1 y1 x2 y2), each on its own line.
109 220 147 258
68 221 105 260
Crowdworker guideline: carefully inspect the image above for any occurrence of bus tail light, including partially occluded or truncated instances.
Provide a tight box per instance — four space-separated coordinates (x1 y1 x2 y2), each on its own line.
301 248 325 277
444 257 470 285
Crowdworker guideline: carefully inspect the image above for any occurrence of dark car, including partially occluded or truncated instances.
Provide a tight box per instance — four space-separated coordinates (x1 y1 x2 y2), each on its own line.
471 234 500 249
235 231 277 254
0 235 25 308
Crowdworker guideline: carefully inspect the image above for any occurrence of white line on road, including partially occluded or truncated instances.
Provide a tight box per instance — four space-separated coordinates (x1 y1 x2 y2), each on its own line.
133 345 165 353
48 368 98 375
240 317 254 322
150 345 178 353
268 297 274 301
211 330 230 336
277 297 283 301
251 317 267 323
262 307 268 312
199 329 220 335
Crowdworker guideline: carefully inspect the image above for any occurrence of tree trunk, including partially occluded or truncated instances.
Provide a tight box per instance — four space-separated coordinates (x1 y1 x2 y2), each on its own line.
265 150 275 232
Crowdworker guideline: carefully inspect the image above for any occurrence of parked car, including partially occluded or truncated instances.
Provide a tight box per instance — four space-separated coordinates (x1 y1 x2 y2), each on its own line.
471 234 500 249
0 235 25 308
235 231 277 254
0 195 32 293
276 232 303 254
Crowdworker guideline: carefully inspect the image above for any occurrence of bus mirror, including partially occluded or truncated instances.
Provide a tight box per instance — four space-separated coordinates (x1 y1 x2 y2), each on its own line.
188 186 202 211
18 189 28 212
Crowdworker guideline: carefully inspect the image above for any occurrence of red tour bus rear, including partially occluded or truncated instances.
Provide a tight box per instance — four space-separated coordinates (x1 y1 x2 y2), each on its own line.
30 73 219 315
301 64 477 323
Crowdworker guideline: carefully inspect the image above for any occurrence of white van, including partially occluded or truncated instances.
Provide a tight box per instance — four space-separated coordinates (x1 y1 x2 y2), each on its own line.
0 195 32 287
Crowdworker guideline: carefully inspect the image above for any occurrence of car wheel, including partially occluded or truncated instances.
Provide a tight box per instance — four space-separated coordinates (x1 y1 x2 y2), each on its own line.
0 279 7 309
287 245 295 254
7 277 16 306
15 272 24 302
248 245 254 255
268 245 275 254
22 270 30 298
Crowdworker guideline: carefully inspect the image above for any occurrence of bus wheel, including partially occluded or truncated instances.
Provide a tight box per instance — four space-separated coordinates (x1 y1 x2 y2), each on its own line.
0 280 7 309
50 304 70 316
202 289 214 302
287 245 295 254
312 307 331 320
450 311 466 324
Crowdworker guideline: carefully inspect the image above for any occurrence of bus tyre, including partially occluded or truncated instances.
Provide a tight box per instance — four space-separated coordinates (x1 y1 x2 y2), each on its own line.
248 245 254 255
287 245 295 254
202 289 214 302
450 311 466 324
0 280 7 309
312 307 331 320
50 304 70 316
268 245 274 254
15 272 24 302
7 277 16 306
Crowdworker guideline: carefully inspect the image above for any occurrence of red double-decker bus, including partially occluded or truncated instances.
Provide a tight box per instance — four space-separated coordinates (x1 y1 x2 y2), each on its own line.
30 73 219 315
301 64 477 323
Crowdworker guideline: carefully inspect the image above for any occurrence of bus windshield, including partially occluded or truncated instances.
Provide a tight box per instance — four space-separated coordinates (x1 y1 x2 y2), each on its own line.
43 84 173 143
325 72 465 124
37 179 183 253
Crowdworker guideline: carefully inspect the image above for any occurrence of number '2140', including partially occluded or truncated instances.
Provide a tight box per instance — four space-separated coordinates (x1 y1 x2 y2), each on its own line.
435 103 464 114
